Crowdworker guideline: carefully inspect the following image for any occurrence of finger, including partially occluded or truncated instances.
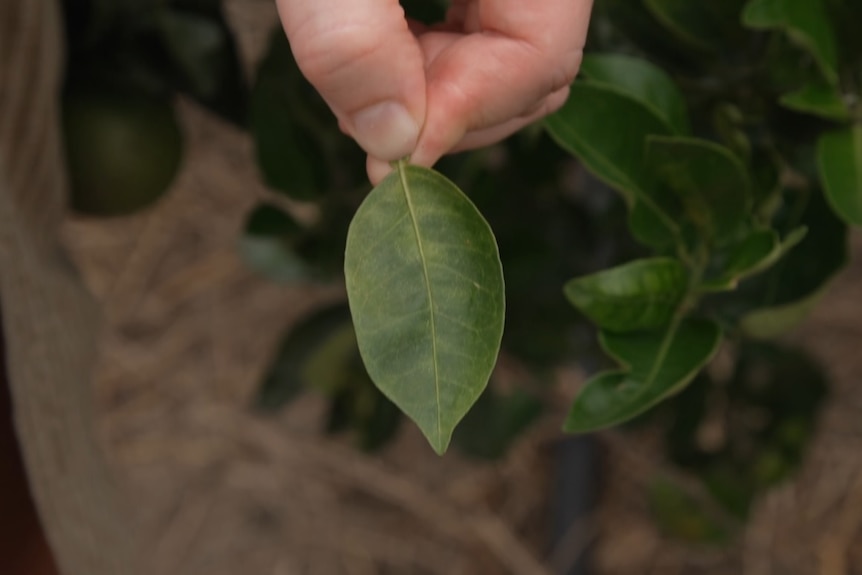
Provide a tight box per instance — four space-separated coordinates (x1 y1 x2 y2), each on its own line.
367 86 568 182
412 0 592 166
447 86 569 154
276 0 426 162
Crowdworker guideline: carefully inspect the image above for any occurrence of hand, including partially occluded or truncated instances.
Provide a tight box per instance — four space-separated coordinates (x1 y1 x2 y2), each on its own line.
276 0 594 183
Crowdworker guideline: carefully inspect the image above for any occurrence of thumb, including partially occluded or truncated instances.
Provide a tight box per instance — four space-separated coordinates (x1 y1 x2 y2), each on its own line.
276 0 425 162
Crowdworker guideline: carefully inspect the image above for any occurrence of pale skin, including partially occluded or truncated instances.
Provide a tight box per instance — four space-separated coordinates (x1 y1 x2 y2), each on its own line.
276 0 594 183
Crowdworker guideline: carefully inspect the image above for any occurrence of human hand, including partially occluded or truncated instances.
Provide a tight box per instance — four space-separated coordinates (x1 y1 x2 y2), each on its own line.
276 0 594 183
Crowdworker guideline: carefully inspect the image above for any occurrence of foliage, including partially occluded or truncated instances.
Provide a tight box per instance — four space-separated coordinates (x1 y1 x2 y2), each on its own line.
61 0 862 542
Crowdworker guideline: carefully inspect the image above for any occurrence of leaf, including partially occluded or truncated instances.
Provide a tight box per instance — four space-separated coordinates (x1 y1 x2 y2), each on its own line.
544 82 679 248
453 389 543 460
344 162 505 454
742 0 839 85
250 29 329 200
818 125 862 227
649 477 734 544
700 227 807 292
545 82 672 203
644 0 727 52
579 54 690 135
325 370 403 452
398 0 447 25
598 0 703 69
780 82 851 121
647 136 752 243
564 258 688 332
255 303 355 410
738 191 848 338
239 204 310 282
158 8 248 124
564 319 722 433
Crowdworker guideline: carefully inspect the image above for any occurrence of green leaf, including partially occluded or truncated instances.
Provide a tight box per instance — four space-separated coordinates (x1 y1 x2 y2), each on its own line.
565 319 722 432
738 191 847 338
649 477 734 544
700 227 807 292
644 0 727 52
742 0 839 85
564 258 688 332
453 389 543 460
255 303 355 410
817 125 862 227
780 82 851 121
158 8 248 124
344 162 505 454
544 82 678 248
250 29 328 200
579 54 690 135
239 204 310 282
647 136 752 243
545 82 672 203
398 0 447 25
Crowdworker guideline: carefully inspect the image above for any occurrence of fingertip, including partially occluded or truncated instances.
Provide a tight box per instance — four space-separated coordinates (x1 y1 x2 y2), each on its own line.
367 156 394 185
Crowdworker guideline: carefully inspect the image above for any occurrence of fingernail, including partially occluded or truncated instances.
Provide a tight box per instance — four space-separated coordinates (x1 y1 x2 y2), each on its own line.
350 101 419 161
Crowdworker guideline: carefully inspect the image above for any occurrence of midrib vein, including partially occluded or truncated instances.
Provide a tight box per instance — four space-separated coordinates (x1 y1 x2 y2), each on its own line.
399 162 442 445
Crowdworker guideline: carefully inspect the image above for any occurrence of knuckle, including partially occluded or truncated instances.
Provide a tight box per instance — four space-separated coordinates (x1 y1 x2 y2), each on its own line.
289 17 385 86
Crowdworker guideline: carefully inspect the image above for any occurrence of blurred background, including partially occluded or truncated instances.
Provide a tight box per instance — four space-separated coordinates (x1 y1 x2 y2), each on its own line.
3 0 862 573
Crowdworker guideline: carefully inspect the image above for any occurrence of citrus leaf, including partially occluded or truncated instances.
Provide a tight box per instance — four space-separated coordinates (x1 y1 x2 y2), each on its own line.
544 82 679 248
564 258 688 332
738 191 847 338
564 319 722 433
780 82 851 121
344 162 505 454
644 0 727 52
579 54 690 135
250 29 328 200
649 477 735 544
239 204 310 282
647 136 752 243
255 303 355 410
545 82 672 203
700 227 807 292
158 8 247 124
817 125 862 227
742 0 839 85
453 389 543 460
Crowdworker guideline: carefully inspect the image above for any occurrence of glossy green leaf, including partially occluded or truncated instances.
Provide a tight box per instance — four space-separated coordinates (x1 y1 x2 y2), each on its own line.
239 204 310 282
701 227 806 292
544 82 678 248
712 103 753 162
545 82 672 203
326 369 403 452
647 136 751 243
579 54 690 135
250 29 328 200
780 82 851 121
344 162 505 454
739 191 847 338
644 0 726 51
565 319 722 432
817 125 862 227
158 8 247 124
564 258 688 332
255 304 355 410
742 0 839 84
453 389 543 460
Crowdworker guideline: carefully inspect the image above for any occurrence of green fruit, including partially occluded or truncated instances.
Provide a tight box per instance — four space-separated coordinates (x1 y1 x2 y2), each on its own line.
62 83 183 216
